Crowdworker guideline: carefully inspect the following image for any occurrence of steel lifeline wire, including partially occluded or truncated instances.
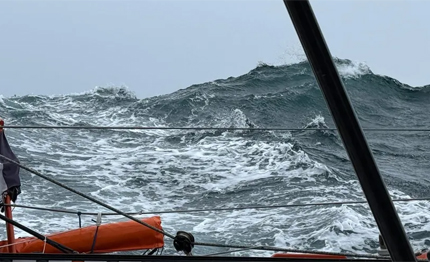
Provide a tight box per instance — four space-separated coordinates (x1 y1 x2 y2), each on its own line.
2 125 430 132
4 197 430 217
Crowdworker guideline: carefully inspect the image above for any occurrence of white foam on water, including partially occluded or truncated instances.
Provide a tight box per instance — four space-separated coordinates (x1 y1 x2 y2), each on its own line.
303 114 329 129
1 96 429 257
336 60 372 79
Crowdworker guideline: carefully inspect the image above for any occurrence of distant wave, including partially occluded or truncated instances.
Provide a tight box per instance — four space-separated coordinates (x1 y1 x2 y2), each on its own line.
1 58 430 256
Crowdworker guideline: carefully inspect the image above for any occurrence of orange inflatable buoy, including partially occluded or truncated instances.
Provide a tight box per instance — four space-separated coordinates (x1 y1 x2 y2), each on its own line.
0 216 164 253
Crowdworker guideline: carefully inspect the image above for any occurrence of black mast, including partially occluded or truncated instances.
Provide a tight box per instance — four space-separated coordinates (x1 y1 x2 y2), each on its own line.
282 1 416 261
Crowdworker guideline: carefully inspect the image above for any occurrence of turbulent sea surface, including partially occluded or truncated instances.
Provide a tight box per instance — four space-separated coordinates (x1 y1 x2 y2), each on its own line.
1 58 430 256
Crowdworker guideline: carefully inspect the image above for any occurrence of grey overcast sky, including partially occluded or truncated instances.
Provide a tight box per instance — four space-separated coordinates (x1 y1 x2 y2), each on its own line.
1 0 429 99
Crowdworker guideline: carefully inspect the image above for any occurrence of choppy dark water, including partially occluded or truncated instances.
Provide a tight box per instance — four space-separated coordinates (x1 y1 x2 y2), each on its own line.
1 58 430 256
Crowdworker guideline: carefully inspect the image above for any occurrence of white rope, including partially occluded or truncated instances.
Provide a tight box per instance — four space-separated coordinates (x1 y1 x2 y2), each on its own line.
0 238 35 249
42 236 47 253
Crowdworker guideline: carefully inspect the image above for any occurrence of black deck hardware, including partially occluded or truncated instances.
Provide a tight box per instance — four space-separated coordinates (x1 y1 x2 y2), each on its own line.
174 231 195 255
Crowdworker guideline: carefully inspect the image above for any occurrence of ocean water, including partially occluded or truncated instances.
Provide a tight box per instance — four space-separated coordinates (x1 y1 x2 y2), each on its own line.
0 58 430 256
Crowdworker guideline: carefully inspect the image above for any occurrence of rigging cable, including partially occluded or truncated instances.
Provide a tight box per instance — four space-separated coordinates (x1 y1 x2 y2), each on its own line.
0 153 175 240
5 196 427 258
4 196 430 216
0 213 76 253
2 125 430 132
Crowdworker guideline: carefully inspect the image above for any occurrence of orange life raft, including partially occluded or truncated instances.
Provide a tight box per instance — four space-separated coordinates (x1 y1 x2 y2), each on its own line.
0 216 164 253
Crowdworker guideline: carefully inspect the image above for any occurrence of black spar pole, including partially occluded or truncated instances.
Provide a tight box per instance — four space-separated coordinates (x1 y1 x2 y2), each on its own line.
282 1 416 261
0 213 75 253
